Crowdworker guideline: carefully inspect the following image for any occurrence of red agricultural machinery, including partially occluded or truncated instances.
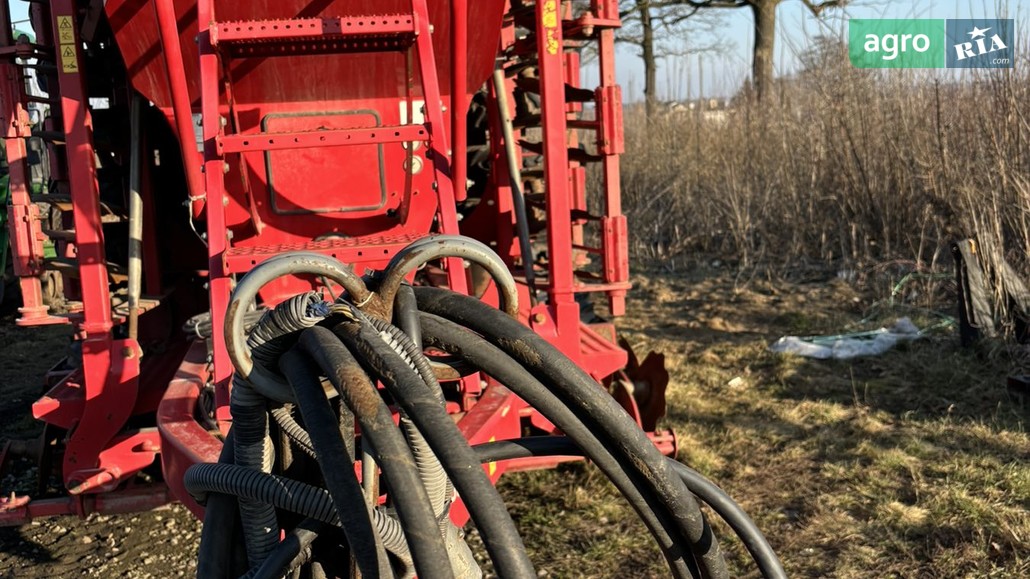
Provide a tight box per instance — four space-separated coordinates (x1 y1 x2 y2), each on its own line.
0 1 781 577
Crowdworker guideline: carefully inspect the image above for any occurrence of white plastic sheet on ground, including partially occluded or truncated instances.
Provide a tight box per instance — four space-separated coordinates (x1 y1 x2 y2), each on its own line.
769 318 921 360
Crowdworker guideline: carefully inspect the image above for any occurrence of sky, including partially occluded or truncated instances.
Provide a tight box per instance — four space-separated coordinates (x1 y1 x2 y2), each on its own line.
584 0 1029 101
7 0 1027 102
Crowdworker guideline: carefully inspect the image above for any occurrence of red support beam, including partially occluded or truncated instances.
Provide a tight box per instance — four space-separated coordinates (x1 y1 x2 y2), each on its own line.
154 0 206 220
450 0 468 202
212 15 416 45
217 124 427 154
535 0 579 343
197 0 234 424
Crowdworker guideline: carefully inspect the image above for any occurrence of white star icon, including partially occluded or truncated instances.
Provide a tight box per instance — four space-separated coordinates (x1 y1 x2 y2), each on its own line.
969 26 991 38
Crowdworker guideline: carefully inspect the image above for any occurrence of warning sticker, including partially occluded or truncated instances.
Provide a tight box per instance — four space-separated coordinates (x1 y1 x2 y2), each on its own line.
60 45 78 73
57 16 73 35
57 16 77 72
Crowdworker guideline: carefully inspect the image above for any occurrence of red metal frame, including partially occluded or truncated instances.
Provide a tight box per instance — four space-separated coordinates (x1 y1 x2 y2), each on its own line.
0 0 652 526
450 0 468 203
48 0 147 495
0 1 53 326
154 0 206 220
217 125 429 154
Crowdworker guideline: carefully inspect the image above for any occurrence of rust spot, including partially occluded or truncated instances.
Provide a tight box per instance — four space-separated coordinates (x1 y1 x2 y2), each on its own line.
499 337 542 365
336 365 380 418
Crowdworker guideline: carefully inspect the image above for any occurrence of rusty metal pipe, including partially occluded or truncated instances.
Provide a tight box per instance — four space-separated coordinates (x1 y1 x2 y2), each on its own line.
225 252 370 403
376 235 517 317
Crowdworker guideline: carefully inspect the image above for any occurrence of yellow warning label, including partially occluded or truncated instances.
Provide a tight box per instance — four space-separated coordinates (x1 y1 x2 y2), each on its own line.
542 1 560 55
59 28 74 44
60 45 78 73
486 436 497 477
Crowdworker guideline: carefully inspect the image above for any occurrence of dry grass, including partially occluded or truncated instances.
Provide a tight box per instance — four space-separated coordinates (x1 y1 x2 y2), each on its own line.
494 271 1029 578
611 34 1030 313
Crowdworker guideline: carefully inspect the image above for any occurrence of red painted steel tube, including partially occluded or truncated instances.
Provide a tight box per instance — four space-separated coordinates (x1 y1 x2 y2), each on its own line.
410 0 468 296
534 0 579 346
48 2 112 337
450 0 468 202
0 486 172 526
217 124 428 154
597 26 627 316
0 68 50 323
197 0 234 422
153 0 206 219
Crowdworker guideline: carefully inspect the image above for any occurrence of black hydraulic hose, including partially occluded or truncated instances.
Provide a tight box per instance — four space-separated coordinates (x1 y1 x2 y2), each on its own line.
229 377 280 568
418 313 694 579
370 297 452 521
394 284 423 350
186 463 352 526
668 462 784 579
249 292 328 369
297 326 454 579
196 431 249 579
270 397 414 570
270 406 317 459
279 347 391 579
472 437 788 579
366 313 443 402
413 286 729 579
241 518 325 579
330 311 536 579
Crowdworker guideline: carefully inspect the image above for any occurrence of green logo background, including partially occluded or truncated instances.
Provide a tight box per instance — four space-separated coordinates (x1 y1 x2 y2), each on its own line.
849 19 945 68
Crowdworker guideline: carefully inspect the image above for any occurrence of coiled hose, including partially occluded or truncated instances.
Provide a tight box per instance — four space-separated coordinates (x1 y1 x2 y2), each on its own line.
189 236 782 579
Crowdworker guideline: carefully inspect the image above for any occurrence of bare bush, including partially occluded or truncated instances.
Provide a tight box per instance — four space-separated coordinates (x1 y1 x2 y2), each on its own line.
619 34 1030 286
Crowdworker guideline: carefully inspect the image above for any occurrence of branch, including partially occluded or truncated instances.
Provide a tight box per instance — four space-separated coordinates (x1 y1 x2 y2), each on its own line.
682 0 750 8
799 0 847 17
655 5 702 25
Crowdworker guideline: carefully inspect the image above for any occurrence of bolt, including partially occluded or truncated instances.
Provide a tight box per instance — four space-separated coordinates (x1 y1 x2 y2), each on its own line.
532 313 546 324
223 162 230 174
122 346 135 359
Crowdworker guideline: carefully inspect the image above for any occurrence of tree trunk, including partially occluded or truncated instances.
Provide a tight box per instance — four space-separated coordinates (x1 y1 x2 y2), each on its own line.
750 0 779 101
639 1 657 119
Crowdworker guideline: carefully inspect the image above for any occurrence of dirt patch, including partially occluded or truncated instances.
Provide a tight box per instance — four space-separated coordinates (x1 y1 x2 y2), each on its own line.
0 315 201 578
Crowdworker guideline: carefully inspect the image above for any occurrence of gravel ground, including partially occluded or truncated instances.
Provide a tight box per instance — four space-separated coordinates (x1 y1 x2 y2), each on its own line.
0 314 202 578
0 507 201 578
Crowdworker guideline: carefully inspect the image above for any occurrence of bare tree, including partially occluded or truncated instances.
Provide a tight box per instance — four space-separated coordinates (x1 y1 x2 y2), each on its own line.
684 0 846 100
616 1 724 119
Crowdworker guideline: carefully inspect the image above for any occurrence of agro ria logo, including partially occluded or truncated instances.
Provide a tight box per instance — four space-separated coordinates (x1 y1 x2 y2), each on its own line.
947 19 1014 68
